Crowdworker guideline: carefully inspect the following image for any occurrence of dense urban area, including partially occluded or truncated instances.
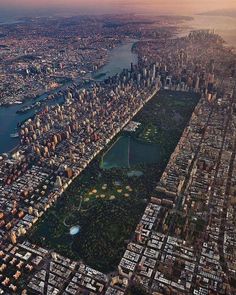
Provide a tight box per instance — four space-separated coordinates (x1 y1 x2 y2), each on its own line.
0 14 236 295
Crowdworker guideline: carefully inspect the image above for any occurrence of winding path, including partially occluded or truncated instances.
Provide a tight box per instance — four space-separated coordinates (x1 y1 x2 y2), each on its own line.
63 196 83 227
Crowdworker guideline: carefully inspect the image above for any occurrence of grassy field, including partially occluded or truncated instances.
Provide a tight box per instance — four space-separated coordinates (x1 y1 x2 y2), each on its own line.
133 90 199 161
28 90 200 273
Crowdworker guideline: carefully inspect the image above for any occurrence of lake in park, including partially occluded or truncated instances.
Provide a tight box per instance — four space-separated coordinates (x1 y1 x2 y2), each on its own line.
100 135 161 169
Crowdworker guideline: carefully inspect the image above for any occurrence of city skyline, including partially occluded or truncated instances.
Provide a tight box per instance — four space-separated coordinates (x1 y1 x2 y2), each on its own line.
0 2 236 294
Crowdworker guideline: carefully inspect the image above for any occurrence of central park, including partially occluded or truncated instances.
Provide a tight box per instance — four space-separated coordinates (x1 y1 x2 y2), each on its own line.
28 90 200 273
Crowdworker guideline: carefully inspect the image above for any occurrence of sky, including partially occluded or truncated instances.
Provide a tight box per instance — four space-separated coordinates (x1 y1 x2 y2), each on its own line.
0 0 236 15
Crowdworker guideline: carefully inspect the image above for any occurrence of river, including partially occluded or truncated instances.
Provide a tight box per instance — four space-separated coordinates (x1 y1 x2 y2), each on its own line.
0 40 138 154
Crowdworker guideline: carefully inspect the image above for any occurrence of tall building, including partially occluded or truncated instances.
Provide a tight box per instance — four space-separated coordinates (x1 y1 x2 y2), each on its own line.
195 76 200 92
55 176 62 188
10 231 17 244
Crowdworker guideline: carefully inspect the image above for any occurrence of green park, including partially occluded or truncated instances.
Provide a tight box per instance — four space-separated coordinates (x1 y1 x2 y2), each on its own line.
28 90 200 273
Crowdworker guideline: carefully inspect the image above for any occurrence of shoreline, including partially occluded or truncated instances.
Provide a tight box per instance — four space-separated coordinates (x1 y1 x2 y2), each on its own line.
0 39 138 155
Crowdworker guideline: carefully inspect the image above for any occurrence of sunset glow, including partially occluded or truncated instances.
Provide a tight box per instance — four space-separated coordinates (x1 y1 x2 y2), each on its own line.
1 0 236 14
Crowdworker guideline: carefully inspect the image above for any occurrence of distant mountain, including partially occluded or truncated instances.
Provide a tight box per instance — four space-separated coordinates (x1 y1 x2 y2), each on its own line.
198 9 236 18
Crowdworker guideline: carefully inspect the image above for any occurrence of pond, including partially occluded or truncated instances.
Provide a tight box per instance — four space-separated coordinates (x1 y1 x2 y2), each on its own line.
70 226 81 236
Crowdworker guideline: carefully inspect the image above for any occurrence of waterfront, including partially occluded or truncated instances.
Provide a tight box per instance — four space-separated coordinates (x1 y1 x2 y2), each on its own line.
0 9 236 294
179 15 236 48
92 41 137 81
0 13 235 155
0 95 64 154
0 40 137 154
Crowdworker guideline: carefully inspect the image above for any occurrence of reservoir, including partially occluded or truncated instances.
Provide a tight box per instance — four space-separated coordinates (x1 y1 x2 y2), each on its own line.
0 40 137 154
100 135 161 169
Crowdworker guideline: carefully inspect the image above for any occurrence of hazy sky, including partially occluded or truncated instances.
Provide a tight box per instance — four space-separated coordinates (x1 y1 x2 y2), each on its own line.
0 0 236 15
